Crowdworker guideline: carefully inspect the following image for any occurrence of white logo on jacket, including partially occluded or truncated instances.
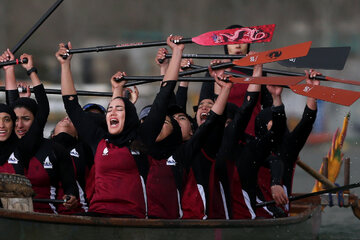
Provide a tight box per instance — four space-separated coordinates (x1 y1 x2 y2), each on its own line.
70 148 79 158
43 156 53 169
166 156 176 166
102 147 109 156
7 153 19 164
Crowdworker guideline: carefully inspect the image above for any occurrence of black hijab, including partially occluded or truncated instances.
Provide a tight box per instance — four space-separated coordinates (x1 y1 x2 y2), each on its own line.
0 104 18 166
147 116 182 160
11 97 38 115
105 97 140 147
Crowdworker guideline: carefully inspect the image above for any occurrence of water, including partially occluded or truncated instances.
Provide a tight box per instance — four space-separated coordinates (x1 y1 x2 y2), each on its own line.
295 143 360 239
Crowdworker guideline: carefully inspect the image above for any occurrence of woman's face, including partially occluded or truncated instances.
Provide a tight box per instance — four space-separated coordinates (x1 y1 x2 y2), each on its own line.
0 112 13 141
53 116 77 138
106 98 126 135
173 113 193 141
155 116 174 142
227 43 249 55
14 107 34 139
196 99 214 126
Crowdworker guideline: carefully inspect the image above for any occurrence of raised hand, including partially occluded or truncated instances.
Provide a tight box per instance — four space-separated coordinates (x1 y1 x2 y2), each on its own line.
55 42 72 64
20 53 34 71
123 86 139 104
18 82 31 98
180 58 193 71
155 47 169 66
305 69 321 86
0 49 15 71
208 59 226 78
166 35 185 52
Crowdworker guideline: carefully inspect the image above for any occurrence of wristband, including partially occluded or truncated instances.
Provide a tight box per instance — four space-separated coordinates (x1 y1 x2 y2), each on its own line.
27 67 38 76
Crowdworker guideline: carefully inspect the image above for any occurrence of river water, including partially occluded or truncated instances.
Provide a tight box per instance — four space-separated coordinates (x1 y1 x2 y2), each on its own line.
294 142 360 240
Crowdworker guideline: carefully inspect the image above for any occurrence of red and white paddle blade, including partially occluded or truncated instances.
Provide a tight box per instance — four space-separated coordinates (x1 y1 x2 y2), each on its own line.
192 24 276 46
233 41 312 66
230 76 305 86
290 84 360 106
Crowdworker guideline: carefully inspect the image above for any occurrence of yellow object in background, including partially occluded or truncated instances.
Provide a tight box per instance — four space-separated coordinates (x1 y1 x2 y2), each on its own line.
312 112 350 192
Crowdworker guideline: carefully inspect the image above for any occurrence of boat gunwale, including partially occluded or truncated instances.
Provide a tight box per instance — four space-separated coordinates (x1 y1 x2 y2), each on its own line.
0 203 320 228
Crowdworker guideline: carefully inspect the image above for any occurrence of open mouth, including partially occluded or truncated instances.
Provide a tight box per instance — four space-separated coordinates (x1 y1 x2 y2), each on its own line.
200 112 209 121
110 118 119 127
0 130 7 136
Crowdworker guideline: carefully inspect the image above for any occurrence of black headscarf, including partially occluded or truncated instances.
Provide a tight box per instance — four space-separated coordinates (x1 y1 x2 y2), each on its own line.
0 104 18 165
105 97 140 147
11 97 38 115
147 116 182 160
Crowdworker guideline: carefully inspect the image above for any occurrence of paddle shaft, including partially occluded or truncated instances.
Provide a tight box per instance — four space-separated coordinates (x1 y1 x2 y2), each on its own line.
66 24 276 58
297 160 336 189
0 58 28 67
11 0 64 54
33 198 66 204
67 38 193 55
256 182 360 208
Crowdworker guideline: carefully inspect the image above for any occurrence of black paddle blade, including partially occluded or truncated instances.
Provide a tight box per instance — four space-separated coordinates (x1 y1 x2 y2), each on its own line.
277 47 351 70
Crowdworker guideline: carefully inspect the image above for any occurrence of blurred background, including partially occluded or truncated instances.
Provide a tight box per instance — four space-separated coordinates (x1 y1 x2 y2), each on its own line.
1 0 359 139
0 0 360 236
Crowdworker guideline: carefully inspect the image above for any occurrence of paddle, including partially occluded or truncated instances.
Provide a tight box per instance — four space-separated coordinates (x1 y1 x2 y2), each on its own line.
235 66 360 86
290 84 360 106
164 46 350 70
11 0 64 54
256 182 360 208
0 58 28 68
0 86 113 97
63 24 275 58
233 41 312 66
277 46 351 70
33 198 66 204
186 63 360 106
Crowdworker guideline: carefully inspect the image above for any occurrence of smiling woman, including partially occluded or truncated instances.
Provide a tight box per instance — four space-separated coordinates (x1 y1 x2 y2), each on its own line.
0 104 19 174
0 112 13 142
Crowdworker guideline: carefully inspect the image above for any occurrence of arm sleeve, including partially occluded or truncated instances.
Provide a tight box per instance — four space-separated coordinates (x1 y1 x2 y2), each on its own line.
63 95 104 154
138 81 177 147
287 105 317 157
54 143 79 197
216 91 260 164
260 85 273 108
262 155 284 186
6 89 19 105
254 104 287 162
175 86 188 110
33 84 50 129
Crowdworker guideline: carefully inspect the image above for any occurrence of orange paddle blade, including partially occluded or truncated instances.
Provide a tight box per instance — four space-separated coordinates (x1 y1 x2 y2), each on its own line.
233 41 312 66
229 76 305 86
290 84 360 106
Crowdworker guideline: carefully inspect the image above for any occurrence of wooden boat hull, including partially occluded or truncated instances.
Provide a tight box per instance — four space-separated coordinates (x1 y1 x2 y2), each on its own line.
0 198 321 240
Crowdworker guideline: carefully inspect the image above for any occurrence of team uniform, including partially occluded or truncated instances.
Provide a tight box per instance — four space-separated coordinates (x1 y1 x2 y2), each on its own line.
7 85 78 213
256 105 317 217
